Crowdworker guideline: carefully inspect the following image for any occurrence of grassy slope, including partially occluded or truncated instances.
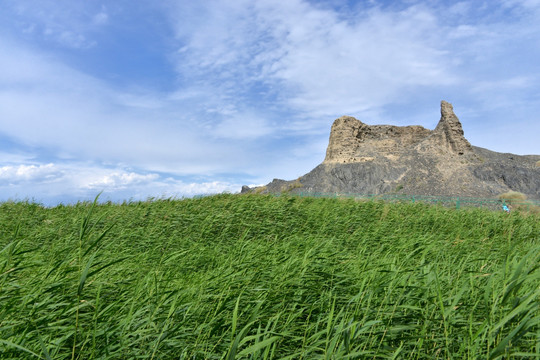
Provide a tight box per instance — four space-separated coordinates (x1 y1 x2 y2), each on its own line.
0 194 539 359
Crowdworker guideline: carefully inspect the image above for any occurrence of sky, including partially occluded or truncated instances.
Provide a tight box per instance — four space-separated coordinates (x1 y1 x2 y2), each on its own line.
1 0 539 205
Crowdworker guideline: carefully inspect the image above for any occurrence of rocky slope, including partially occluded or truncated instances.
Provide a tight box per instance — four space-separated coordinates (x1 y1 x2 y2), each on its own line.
242 101 540 199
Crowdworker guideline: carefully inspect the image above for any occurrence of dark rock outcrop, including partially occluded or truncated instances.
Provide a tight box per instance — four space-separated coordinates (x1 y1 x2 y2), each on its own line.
245 101 540 200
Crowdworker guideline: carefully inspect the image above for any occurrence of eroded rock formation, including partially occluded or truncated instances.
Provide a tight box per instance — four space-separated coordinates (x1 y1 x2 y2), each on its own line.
433 101 473 155
324 101 472 163
243 101 540 199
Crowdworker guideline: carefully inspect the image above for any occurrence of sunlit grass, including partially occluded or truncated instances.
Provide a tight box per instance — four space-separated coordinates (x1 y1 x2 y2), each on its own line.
0 194 539 359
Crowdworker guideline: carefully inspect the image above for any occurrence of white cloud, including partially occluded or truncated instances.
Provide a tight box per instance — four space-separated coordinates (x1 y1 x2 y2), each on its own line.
168 0 456 125
0 162 241 205
164 0 540 148
86 172 159 190
0 37 252 175
0 163 62 183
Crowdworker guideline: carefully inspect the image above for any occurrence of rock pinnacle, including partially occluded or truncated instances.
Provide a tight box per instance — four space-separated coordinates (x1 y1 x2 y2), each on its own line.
433 100 472 155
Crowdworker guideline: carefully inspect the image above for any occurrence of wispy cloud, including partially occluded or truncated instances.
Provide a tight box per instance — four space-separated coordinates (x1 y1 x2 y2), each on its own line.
168 1 457 124
93 7 109 26
1 0 109 49
0 0 539 204
502 0 540 11
0 36 249 175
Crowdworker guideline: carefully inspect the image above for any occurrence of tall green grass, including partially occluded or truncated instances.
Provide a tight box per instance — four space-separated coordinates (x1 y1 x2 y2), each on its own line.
0 194 539 359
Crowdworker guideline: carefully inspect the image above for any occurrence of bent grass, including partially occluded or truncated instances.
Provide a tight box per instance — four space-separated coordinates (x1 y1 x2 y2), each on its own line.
0 194 538 358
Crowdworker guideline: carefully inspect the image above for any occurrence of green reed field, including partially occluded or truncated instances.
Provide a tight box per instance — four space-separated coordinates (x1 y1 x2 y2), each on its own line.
1 194 539 359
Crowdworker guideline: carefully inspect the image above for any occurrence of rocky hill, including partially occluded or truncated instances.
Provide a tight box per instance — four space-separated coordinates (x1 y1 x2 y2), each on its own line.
243 101 540 199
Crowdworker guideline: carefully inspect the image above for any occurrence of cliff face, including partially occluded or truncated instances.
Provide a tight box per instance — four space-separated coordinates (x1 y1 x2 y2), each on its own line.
243 101 540 199
324 101 472 163
324 116 431 163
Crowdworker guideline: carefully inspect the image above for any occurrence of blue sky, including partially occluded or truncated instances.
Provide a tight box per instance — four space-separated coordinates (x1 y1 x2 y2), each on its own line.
1 0 539 205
